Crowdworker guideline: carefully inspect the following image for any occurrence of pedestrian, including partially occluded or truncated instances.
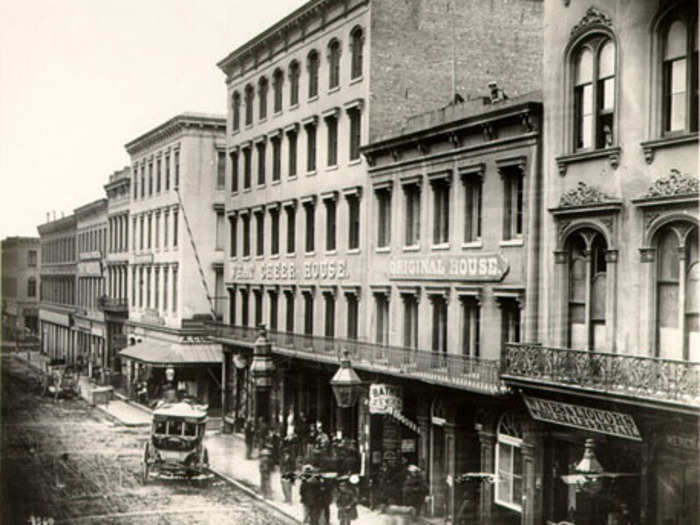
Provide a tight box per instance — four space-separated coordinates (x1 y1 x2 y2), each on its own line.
300 465 323 525
244 417 255 459
280 449 296 504
318 473 333 525
402 465 428 519
336 474 360 525
256 417 269 453
259 448 273 499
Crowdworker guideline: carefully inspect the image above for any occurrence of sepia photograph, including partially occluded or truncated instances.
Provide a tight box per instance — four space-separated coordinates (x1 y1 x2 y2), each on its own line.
1 0 698 524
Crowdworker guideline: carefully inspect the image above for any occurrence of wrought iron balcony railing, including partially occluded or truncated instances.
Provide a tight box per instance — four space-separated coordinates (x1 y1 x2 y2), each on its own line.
503 342 700 408
208 322 507 395
96 295 129 313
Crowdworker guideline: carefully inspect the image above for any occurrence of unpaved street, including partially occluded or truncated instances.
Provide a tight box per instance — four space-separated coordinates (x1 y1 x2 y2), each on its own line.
1 354 286 524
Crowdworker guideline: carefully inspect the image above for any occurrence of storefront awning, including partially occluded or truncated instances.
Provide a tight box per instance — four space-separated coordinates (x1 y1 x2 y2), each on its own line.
119 339 222 367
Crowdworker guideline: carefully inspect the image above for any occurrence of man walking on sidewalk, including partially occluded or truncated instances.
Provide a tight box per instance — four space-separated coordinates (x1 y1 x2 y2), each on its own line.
244 417 255 459
280 449 296 504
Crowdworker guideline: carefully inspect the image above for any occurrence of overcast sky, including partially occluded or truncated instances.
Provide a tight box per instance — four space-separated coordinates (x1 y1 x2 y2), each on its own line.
0 0 306 240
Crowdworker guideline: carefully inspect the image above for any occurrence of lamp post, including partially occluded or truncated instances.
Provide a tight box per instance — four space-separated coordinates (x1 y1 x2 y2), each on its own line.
250 326 275 425
330 349 362 438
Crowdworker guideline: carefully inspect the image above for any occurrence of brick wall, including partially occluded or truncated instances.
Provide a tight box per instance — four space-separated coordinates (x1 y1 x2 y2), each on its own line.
369 0 543 141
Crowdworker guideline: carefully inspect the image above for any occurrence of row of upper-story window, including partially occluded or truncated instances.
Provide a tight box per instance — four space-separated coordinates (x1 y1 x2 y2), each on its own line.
41 237 75 264
1 249 38 269
131 208 179 252
40 276 74 305
568 7 697 154
77 276 104 310
77 227 107 255
231 26 364 132
229 106 362 192
130 263 179 314
372 165 525 251
108 213 129 254
228 189 362 259
1 276 37 298
132 150 180 200
105 264 128 301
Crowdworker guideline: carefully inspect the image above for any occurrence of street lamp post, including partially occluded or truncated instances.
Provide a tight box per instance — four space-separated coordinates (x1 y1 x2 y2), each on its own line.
330 349 362 438
250 326 275 425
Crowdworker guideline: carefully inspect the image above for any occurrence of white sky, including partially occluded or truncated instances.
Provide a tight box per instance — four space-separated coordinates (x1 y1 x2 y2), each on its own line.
0 0 306 240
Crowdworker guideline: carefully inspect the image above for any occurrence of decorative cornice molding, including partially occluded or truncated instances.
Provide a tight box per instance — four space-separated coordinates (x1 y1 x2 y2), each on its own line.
559 181 615 208
571 7 613 38
641 169 699 199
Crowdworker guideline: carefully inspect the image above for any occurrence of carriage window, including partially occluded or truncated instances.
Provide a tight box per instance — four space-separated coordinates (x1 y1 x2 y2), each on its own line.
169 420 184 436
154 419 167 434
184 423 198 437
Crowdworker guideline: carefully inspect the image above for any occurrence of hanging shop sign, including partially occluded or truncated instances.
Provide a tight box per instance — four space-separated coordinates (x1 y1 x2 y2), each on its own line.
523 395 642 441
78 261 102 276
401 439 416 453
388 253 509 282
231 259 350 282
369 383 403 415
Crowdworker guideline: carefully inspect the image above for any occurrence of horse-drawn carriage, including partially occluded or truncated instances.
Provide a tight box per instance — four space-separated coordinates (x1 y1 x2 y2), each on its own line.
40 359 81 400
142 400 212 483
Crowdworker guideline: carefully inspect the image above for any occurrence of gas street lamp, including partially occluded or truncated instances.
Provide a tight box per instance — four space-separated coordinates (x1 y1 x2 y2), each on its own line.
330 349 363 408
250 326 275 422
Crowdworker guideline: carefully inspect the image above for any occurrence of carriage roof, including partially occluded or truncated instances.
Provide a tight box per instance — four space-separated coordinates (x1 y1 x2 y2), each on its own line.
152 400 208 420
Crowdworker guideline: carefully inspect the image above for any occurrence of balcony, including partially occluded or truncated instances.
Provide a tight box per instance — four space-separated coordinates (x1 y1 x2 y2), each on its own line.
208 323 507 395
502 343 700 411
97 295 128 314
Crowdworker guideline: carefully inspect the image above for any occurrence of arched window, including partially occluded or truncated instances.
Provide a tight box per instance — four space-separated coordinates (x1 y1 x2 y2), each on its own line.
307 50 319 98
27 277 36 298
661 13 698 133
272 69 284 114
232 91 241 131
350 27 364 79
244 84 254 126
328 39 341 89
655 223 699 360
289 60 300 106
495 412 523 512
258 76 268 120
572 36 615 150
567 230 608 351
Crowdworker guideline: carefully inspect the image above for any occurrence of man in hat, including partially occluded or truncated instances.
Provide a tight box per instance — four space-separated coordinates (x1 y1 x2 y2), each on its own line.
337 474 360 525
402 465 428 518
300 465 323 525
259 448 273 498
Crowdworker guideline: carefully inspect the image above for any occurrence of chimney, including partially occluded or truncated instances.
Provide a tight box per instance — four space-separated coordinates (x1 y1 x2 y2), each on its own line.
46 212 50 223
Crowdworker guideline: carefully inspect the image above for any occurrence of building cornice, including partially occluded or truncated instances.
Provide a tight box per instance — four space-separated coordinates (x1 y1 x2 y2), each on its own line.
37 215 77 235
74 198 108 219
125 113 226 156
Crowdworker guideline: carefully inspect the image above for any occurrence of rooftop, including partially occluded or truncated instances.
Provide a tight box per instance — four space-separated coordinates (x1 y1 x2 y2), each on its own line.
125 112 226 156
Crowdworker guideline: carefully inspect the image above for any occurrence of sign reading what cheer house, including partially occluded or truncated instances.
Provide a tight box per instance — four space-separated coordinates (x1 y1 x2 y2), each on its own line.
388 253 509 282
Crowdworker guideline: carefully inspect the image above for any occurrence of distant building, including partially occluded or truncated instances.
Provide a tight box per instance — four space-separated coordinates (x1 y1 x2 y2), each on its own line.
1 236 40 339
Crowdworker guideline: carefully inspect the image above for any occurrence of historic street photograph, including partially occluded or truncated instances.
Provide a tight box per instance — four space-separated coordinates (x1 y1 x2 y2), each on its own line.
1 1 698 524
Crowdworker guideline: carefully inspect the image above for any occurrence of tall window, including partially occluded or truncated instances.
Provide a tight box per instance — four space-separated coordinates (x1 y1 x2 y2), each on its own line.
285 290 295 332
141 165 145 198
269 290 278 331
146 266 151 308
217 150 226 189
254 289 263 326
243 147 252 189
375 293 389 344
503 168 524 240
156 159 162 192
215 211 224 251
133 169 139 199
662 16 698 133
495 413 523 512
402 293 418 348
288 129 298 177
148 162 153 195
655 223 699 361
255 210 264 256
28 250 37 267
463 175 482 243
500 298 520 345
229 215 237 257
258 77 268 120
273 69 284 113
241 288 249 326
324 198 337 251
173 210 178 248
232 91 241 131
328 39 340 89
289 60 300 106
228 287 235 325
324 291 335 337
133 217 138 250
303 291 314 335
139 267 144 307
573 37 615 150
306 122 317 172
154 267 160 310
174 151 180 189
132 267 137 306
461 296 480 358
286 204 296 254
567 230 607 351
242 213 251 257
308 50 319 98
304 200 315 253
346 292 358 340
376 187 392 248
404 183 421 246
350 27 364 79
165 154 170 190
164 210 169 247
163 266 168 313
155 212 160 248
27 277 36 298
139 216 144 250
432 178 450 245
348 108 361 161
431 294 448 360
245 84 254 126
257 141 266 185
230 150 239 192
347 193 360 250
326 115 338 166
272 136 281 182
270 207 280 256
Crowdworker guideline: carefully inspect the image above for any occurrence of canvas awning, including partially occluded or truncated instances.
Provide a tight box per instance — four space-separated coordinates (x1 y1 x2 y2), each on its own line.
119 339 222 367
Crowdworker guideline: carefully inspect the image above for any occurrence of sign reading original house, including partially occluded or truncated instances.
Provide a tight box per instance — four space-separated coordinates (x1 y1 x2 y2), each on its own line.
389 253 509 282
523 395 642 441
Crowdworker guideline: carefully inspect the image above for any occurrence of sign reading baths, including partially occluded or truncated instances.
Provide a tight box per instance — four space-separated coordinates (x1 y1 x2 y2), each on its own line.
231 259 350 281
369 383 403 415
389 253 509 282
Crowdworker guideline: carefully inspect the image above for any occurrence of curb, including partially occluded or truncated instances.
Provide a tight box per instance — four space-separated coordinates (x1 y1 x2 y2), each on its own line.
93 403 152 427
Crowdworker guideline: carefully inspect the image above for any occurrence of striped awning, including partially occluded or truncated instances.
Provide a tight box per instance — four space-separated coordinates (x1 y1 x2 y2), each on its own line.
119 339 222 367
